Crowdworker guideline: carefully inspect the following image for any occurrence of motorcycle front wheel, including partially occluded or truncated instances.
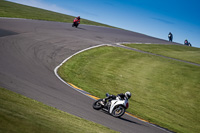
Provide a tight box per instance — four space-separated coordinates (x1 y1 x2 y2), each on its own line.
93 99 103 110
112 105 125 118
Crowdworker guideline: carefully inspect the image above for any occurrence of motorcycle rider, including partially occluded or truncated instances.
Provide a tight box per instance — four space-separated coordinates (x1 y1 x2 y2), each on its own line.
102 92 131 106
72 16 80 27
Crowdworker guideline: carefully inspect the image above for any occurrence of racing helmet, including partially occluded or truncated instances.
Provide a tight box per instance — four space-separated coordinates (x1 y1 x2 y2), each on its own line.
125 92 131 99
77 16 80 19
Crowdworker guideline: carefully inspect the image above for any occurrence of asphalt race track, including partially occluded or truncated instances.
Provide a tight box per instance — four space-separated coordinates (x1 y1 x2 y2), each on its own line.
0 18 176 133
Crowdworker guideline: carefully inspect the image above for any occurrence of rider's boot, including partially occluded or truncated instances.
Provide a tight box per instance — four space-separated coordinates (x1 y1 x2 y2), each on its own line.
99 99 105 106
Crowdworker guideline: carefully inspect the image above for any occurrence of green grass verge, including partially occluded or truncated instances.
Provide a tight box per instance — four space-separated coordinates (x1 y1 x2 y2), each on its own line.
58 45 200 133
123 44 200 64
0 0 115 28
0 87 118 133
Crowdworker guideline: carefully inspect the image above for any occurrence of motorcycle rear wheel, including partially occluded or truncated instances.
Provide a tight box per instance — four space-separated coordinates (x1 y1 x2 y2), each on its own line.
93 99 103 110
112 105 125 118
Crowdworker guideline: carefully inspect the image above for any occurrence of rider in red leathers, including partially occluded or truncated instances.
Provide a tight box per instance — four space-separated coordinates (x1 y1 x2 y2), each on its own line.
72 16 80 28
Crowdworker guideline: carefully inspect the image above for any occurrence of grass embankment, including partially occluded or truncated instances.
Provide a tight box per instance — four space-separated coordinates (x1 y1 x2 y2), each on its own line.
0 87 117 133
0 0 114 28
58 45 200 133
123 44 200 64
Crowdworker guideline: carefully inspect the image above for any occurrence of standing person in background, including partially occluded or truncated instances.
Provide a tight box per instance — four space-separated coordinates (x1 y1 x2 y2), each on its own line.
188 42 192 47
184 39 189 46
168 32 173 42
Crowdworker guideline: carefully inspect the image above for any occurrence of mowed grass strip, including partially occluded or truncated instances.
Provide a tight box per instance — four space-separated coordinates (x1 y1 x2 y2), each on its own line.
58 46 200 133
123 44 200 64
0 87 118 133
0 0 115 28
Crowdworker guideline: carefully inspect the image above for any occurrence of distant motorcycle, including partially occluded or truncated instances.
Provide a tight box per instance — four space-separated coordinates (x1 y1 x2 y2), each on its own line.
93 93 129 118
72 17 80 28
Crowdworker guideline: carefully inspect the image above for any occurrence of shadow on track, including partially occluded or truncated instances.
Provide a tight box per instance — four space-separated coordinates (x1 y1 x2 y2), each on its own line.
0 29 18 37
99 110 142 126
119 117 143 126
77 27 86 30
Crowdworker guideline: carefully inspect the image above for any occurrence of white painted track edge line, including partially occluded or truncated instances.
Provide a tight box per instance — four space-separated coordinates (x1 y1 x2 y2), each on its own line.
54 44 110 100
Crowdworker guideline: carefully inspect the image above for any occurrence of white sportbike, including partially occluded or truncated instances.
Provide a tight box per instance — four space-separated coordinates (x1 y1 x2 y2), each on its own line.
93 93 129 118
